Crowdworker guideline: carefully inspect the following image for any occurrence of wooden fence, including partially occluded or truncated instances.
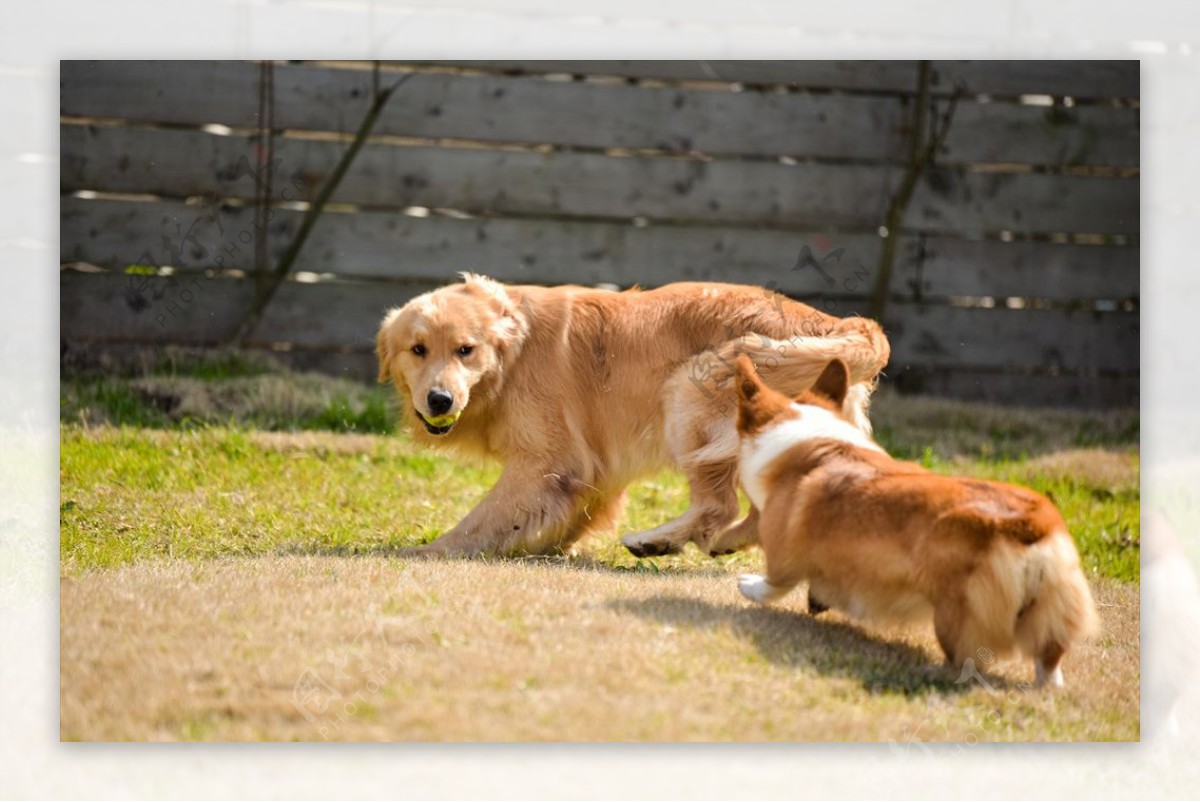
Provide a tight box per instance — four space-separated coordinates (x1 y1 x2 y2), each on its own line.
60 60 1139 407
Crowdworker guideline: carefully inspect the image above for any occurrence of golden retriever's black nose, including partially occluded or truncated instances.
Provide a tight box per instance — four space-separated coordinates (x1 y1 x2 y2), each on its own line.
427 389 454 415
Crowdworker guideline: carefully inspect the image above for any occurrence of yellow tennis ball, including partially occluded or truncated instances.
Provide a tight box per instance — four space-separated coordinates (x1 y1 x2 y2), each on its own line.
424 412 460 428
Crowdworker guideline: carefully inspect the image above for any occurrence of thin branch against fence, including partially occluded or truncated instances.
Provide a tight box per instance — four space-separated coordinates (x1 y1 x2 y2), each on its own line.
227 64 413 348
870 63 962 322
254 62 276 296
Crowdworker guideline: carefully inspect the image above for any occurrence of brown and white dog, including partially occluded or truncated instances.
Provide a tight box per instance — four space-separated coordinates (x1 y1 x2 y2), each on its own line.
732 355 1098 686
375 274 890 558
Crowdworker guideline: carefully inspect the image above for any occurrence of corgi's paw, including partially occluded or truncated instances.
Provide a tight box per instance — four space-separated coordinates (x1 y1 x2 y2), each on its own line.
739 574 787 604
1035 661 1064 689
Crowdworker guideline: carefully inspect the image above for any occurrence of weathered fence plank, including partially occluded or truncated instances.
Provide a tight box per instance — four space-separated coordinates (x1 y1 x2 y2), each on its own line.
62 61 1138 167
61 271 251 345
60 271 436 349
61 61 910 162
60 124 1139 234
931 60 1139 100
940 101 1138 167
410 60 1139 99
885 304 1138 372
62 271 1139 374
61 196 884 292
63 197 1138 304
407 60 925 91
901 238 1138 301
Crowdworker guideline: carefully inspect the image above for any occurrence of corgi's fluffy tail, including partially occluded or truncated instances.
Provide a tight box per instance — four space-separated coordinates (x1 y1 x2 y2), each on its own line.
1011 532 1101 656
957 531 1099 683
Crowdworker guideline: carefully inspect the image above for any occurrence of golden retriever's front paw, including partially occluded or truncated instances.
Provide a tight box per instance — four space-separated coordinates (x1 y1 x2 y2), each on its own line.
399 541 454 560
621 531 683 558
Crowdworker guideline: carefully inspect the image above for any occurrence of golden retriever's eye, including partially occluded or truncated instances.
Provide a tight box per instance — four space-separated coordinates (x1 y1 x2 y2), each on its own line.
457 345 474 357
411 344 427 357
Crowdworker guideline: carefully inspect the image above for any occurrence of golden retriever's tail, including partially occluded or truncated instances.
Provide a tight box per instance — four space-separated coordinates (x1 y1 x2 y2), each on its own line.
716 316 891 432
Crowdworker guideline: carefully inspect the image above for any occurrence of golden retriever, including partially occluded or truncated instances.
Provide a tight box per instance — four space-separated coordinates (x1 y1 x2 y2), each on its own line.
375 274 890 557
732 355 1098 686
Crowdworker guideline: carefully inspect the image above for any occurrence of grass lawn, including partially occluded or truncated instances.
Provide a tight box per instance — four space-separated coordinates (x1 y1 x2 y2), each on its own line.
59 353 1140 741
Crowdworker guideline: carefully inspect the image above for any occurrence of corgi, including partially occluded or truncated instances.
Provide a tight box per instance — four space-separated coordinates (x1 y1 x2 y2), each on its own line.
731 355 1099 687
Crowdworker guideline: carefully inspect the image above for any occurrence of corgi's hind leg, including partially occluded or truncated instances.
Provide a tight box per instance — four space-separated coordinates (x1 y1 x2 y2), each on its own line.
1034 642 1066 688
738 573 797 604
739 539 807 605
933 596 970 668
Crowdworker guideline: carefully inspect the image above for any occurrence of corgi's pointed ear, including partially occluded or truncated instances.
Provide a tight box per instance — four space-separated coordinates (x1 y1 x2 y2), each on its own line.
734 355 762 402
735 355 778 435
811 359 850 406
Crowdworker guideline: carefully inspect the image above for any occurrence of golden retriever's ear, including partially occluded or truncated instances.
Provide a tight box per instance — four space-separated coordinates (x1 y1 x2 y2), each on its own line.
376 309 400 383
810 359 849 406
461 273 528 351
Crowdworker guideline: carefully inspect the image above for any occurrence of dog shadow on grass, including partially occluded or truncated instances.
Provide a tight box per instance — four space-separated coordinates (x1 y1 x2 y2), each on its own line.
608 594 1007 696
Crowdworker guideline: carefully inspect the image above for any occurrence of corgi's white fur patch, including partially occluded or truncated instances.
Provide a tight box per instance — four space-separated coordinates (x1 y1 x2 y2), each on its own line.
1036 662 1064 688
739 403 884 510
738 574 790 604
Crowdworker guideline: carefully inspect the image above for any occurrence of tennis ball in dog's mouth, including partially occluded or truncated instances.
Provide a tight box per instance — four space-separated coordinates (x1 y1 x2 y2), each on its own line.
422 411 460 428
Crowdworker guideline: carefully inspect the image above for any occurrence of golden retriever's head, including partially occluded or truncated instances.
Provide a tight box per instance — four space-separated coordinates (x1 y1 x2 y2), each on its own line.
376 274 527 437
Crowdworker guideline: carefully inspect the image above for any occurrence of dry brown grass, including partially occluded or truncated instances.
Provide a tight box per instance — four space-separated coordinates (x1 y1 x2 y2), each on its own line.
870 388 1138 460
61 556 1138 742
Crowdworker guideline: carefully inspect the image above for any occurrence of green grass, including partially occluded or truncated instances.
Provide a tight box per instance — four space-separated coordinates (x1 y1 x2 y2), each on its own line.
60 424 1139 581
58 348 1139 578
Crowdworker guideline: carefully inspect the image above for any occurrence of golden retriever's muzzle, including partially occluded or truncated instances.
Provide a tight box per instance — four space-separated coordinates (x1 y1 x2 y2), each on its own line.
416 389 458 435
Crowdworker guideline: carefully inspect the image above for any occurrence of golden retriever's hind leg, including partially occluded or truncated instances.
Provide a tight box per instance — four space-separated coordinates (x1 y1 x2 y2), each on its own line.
706 507 760 556
621 459 739 558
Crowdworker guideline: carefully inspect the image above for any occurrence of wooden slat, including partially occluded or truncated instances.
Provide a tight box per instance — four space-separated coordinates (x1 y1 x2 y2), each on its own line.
62 198 1140 306
60 124 1139 234
61 270 251 345
61 196 885 293
932 61 1139 100
906 165 1137 236
885 305 1139 372
61 61 909 162
61 272 1141 406
940 101 1138 167
898 238 1139 301
888 367 1138 408
412 61 1139 99
63 61 1138 167
406 60 923 92
60 271 437 349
